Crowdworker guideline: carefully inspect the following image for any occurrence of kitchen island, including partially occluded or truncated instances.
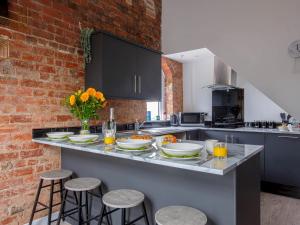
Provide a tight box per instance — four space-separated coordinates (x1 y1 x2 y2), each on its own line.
33 138 263 225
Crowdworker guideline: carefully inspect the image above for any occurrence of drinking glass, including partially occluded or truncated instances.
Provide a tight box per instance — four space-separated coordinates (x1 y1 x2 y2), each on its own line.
213 142 228 159
102 121 116 145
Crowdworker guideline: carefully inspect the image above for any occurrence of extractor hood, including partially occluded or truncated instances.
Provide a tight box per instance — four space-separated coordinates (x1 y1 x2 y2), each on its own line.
205 56 237 90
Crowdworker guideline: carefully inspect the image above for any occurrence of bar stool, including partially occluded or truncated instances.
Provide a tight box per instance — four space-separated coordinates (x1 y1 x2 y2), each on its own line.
98 189 150 225
57 177 111 225
29 169 73 225
155 206 207 225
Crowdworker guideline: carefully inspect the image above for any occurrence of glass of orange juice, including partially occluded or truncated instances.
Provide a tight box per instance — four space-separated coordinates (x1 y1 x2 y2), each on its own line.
102 121 116 145
213 142 228 159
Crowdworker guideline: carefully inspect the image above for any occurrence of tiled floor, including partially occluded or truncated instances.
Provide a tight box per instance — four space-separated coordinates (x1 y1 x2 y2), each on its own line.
261 192 300 225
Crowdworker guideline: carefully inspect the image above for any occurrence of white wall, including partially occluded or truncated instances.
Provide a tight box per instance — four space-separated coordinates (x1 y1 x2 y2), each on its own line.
182 55 286 122
237 76 286 122
183 52 214 120
162 0 300 119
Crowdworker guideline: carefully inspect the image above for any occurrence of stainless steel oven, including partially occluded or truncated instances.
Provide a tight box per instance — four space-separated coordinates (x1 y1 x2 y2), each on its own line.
179 112 207 127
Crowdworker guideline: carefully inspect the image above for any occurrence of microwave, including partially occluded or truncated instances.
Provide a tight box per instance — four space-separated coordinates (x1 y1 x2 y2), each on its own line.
179 112 207 127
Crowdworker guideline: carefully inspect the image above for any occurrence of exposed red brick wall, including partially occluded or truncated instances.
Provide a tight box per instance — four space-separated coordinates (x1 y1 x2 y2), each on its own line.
0 1 161 224
162 57 183 115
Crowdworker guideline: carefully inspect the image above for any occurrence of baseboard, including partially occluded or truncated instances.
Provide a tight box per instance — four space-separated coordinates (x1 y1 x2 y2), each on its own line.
261 181 300 199
23 212 71 225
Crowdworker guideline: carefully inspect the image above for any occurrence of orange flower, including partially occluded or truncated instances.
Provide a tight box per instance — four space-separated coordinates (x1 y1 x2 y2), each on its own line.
95 91 104 100
69 95 76 106
87 88 96 97
80 92 89 102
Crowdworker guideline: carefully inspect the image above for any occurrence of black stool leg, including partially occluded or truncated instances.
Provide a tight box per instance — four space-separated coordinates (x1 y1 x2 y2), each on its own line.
121 209 126 225
59 179 65 221
142 202 150 225
56 190 68 225
85 191 90 225
98 186 112 225
97 204 105 225
48 180 55 225
29 179 43 225
78 191 82 225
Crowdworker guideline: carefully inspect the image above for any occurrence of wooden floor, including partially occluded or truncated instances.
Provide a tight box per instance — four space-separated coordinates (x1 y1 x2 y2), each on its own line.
261 192 300 225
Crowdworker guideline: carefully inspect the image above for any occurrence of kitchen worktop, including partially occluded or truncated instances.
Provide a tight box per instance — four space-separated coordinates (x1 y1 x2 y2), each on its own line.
141 126 300 135
32 138 263 175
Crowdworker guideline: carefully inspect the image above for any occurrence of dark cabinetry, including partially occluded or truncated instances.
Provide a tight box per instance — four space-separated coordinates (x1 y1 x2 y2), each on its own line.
86 32 162 100
265 134 300 187
198 130 265 179
186 130 199 140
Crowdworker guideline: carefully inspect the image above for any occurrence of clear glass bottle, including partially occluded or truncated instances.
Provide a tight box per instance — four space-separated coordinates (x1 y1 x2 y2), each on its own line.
103 108 116 145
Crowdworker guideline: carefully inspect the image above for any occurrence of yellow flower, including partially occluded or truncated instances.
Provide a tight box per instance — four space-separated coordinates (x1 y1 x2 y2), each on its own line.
77 90 82 95
87 88 96 97
95 91 104 100
100 96 106 102
69 95 76 106
80 92 89 102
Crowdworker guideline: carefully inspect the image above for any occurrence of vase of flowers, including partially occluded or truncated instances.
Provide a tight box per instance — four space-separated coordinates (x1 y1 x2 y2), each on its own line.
66 87 107 135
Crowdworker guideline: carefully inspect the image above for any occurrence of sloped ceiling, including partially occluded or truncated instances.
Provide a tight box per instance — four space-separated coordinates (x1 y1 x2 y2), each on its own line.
162 0 300 119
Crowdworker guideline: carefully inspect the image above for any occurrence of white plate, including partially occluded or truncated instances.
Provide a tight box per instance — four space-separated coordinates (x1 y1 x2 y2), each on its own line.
69 134 99 142
68 140 99 145
47 132 74 139
159 151 201 160
47 137 68 142
115 146 153 152
116 139 153 149
160 143 203 157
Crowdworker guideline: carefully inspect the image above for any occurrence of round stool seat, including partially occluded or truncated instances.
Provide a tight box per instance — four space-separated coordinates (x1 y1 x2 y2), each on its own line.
64 177 101 191
103 189 144 208
40 169 72 181
155 206 207 225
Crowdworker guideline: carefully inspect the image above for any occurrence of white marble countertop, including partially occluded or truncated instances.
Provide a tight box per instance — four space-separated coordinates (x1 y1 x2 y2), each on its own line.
32 138 263 176
140 126 300 135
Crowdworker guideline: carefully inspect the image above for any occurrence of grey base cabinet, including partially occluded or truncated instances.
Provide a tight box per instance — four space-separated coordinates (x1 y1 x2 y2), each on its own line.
198 130 265 179
265 134 300 187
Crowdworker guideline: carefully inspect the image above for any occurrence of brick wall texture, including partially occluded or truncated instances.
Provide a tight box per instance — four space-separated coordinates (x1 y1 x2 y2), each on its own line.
162 57 183 115
0 1 161 224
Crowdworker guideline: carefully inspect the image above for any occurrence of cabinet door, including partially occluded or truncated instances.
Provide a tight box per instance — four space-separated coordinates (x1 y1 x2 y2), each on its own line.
199 130 265 179
102 34 137 99
265 134 300 187
136 47 162 100
186 130 199 140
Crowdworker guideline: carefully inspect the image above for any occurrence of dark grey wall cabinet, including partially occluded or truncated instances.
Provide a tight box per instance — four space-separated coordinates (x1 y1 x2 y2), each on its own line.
265 134 300 187
86 32 162 100
198 130 265 179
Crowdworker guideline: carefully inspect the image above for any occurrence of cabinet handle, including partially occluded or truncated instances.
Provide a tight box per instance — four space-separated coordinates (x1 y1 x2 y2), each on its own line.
134 75 137 93
138 76 141 94
278 135 299 139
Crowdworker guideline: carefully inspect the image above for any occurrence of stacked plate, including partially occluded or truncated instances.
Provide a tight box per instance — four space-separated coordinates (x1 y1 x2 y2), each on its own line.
159 143 203 160
46 132 74 142
68 134 99 145
116 138 153 152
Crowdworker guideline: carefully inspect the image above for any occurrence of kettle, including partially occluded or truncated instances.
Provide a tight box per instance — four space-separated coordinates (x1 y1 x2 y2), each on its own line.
170 113 179 126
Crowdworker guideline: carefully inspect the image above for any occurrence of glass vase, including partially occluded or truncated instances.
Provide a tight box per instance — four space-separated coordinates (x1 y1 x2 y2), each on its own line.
80 119 90 135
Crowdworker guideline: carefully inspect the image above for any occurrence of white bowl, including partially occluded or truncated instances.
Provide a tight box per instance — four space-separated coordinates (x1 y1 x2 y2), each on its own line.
69 134 99 142
116 139 152 149
47 132 74 139
160 143 203 156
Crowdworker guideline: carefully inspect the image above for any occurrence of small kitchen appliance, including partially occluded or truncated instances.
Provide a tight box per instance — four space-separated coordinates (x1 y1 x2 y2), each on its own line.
179 112 207 127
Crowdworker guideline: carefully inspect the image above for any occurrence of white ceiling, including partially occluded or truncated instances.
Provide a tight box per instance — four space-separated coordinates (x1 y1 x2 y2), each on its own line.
164 48 215 63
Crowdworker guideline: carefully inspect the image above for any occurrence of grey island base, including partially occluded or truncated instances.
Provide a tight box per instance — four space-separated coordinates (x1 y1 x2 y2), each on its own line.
33 139 263 225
